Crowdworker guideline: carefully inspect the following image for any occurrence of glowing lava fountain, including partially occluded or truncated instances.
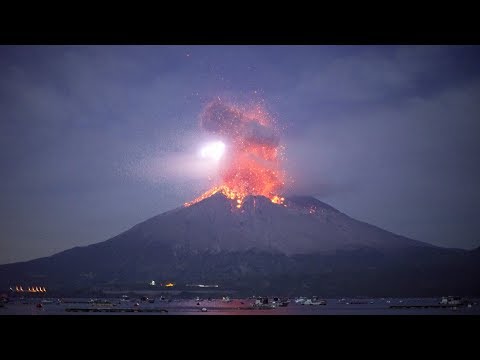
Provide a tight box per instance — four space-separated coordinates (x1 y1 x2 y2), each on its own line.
185 99 287 208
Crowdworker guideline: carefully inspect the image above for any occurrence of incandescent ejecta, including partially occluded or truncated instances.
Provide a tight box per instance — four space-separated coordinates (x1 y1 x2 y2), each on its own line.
186 99 287 208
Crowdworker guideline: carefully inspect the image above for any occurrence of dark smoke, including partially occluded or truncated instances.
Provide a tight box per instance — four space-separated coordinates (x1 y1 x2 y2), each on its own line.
201 100 279 146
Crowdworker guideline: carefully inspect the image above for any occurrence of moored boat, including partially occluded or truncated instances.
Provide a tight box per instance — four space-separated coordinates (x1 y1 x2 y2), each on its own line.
303 296 327 305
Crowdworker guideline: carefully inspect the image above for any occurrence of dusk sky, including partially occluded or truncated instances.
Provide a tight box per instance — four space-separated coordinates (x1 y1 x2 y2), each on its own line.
1 45 479 264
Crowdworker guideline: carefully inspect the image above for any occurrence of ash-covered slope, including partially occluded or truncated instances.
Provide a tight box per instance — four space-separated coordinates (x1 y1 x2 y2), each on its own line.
1 194 479 296
133 193 431 255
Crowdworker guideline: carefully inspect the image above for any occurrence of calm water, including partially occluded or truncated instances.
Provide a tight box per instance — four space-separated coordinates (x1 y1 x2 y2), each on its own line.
2 297 480 315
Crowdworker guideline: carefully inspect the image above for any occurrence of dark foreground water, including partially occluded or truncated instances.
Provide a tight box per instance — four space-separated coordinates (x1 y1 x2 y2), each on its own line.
2 297 480 315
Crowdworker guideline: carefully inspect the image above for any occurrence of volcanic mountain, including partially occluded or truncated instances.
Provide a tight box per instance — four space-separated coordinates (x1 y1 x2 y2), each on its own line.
1 194 479 297
138 193 431 255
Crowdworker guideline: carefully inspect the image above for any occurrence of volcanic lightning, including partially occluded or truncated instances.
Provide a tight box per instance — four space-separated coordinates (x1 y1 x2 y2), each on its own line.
185 99 286 208
200 141 225 161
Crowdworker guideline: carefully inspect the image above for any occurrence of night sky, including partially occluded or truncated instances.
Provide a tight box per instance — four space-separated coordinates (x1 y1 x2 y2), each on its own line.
1 45 479 264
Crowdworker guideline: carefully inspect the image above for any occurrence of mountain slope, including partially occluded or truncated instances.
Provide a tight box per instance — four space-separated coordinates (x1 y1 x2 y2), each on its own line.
127 193 432 255
1 194 478 296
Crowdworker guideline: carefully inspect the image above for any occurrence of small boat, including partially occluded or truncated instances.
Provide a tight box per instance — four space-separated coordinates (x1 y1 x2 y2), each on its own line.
303 296 327 305
349 300 368 305
295 297 307 304
90 299 113 306
440 296 467 306
252 297 275 309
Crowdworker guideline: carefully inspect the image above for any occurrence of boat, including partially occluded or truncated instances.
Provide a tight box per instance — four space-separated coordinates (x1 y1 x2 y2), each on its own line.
439 296 468 306
252 297 275 309
90 299 114 306
295 297 307 304
349 300 368 305
270 297 290 307
303 296 327 305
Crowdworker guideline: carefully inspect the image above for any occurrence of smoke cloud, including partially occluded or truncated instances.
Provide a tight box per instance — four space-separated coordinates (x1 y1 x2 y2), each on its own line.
199 99 285 197
201 100 279 147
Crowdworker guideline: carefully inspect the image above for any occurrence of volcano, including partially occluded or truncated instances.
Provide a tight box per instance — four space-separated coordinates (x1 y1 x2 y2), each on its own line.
140 193 431 255
1 194 479 297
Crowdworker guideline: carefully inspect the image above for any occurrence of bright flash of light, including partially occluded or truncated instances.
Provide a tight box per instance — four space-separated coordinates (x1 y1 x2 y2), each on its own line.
200 141 225 161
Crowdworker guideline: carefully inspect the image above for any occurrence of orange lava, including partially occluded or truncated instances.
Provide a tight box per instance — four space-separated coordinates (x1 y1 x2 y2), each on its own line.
185 99 286 208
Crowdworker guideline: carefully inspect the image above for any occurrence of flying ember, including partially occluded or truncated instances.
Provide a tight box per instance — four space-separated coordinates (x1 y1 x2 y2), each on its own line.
185 99 286 208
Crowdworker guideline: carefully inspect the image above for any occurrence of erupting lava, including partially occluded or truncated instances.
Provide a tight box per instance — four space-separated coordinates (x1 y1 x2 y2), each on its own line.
185 99 286 208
